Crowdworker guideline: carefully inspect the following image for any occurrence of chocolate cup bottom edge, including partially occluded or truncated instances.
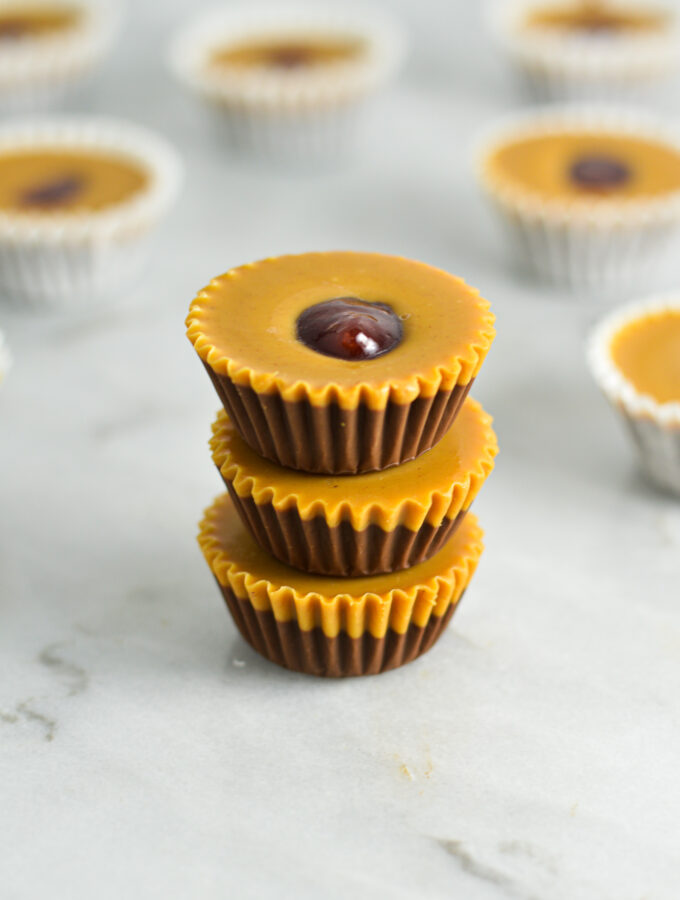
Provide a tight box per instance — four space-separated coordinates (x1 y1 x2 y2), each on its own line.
219 582 461 677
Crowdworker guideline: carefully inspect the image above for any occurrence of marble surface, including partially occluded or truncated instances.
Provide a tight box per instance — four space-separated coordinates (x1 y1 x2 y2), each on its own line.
2 1 680 898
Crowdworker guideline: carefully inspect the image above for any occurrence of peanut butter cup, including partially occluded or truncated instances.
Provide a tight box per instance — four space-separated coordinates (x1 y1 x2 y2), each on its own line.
210 397 497 576
186 251 495 474
198 493 485 677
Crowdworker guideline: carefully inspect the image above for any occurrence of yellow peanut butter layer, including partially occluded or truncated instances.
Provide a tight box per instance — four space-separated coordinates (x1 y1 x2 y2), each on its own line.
523 1 669 34
210 396 497 531
199 494 484 639
208 35 365 71
486 131 680 202
0 149 149 214
610 308 680 404
0 3 80 39
186 252 495 410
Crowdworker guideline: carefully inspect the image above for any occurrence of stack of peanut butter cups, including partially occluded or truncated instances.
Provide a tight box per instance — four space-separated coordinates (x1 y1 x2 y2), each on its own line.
187 251 497 677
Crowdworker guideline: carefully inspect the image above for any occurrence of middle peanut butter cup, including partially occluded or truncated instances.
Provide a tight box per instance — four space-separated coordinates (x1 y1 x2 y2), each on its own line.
210 396 497 576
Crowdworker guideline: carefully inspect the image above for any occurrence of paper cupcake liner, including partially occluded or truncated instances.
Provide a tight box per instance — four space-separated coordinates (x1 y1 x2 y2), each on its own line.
205 364 473 474
199 493 484 677
0 0 119 113
0 117 182 310
203 102 370 165
220 584 460 677
589 294 680 495
477 105 680 291
490 0 680 103
169 5 405 161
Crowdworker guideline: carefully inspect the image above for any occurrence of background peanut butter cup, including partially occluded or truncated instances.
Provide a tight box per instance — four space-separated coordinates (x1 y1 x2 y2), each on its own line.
187 251 495 474
588 294 680 496
210 398 497 576
491 0 680 104
198 493 485 677
476 106 680 291
0 117 182 309
169 6 405 165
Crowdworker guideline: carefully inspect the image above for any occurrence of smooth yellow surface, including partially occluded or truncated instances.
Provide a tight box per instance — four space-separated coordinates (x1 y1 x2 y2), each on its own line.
209 35 364 70
198 493 484 637
211 397 497 530
611 309 680 404
0 149 149 213
488 132 680 201
0 3 80 37
186 252 495 408
524 1 668 32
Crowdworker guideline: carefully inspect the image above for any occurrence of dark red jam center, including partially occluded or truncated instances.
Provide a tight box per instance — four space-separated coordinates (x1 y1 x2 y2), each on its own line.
569 155 631 191
581 23 618 33
21 175 85 208
296 297 403 361
577 16 620 33
0 18 29 39
267 46 315 69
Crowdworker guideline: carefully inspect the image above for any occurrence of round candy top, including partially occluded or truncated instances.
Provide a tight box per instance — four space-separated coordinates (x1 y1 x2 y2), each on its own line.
296 297 403 361
610 308 680 404
523 2 669 35
186 252 495 410
0 5 80 41
485 130 680 201
208 36 363 72
0 149 148 214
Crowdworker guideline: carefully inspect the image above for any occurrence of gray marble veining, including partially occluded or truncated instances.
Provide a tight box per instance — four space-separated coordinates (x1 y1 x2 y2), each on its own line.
1 1 680 898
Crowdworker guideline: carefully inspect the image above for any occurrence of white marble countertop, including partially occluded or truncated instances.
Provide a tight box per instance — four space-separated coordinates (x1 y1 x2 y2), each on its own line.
2 1 680 897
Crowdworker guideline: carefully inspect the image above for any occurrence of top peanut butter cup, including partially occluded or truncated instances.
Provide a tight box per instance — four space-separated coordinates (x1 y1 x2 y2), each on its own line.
186 251 495 474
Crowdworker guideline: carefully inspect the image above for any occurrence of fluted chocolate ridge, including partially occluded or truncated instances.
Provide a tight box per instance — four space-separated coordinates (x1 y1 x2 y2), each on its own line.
220 583 459 677
226 488 468 576
205 363 472 474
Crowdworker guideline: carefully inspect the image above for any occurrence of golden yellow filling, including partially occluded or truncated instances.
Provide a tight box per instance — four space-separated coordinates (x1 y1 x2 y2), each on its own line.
0 3 80 39
611 309 680 404
211 397 497 530
0 149 148 213
524 1 668 33
488 132 680 201
208 35 364 71
199 494 484 638
187 252 494 408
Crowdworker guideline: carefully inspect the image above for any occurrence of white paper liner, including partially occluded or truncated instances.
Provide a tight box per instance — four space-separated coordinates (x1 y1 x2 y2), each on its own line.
0 328 11 385
0 0 119 112
0 116 183 310
476 105 680 291
169 4 405 161
490 0 680 102
588 294 680 495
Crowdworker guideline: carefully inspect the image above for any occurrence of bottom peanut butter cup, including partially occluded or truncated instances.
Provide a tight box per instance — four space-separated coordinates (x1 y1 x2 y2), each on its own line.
198 493 485 677
210 396 496 576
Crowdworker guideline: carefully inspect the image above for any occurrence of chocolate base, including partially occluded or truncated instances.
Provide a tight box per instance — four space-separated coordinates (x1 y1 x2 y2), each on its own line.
225 485 468 576
204 363 473 474
219 583 460 677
